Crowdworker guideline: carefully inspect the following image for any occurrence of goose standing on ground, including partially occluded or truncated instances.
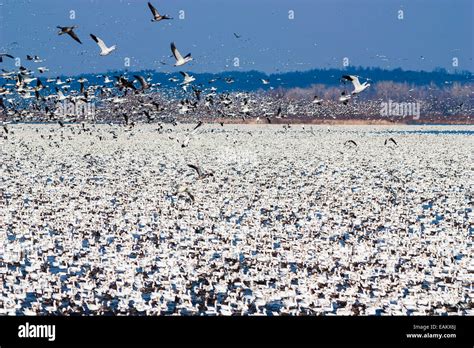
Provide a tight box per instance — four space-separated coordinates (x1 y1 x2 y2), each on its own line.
171 42 192 66
57 26 82 44
90 34 116 56
148 2 173 22
342 75 371 95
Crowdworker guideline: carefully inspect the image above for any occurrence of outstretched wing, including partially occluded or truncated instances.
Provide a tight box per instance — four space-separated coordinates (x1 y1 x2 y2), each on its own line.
351 76 361 88
148 2 160 17
345 140 357 146
133 75 149 90
171 42 183 61
90 34 107 51
187 164 202 177
192 121 203 132
68 30 82 44
186 191 195 202
343 75 361 89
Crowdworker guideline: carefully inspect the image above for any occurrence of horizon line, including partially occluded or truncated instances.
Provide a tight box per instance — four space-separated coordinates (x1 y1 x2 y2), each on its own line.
33 66 474 79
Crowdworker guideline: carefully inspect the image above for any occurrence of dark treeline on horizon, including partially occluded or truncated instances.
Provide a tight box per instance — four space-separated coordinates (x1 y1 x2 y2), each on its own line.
44 66 474 93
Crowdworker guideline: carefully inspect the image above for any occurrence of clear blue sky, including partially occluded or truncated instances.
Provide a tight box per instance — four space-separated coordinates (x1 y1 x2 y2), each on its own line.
0 0 472 76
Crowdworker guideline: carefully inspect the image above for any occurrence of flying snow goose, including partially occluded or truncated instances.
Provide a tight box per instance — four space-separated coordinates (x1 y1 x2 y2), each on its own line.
181 121 203 147
179 71 195 85
55 88 68 101
339 91 351 104
90 34 116 56
171 42 192 66
312 95 323 105
342 75 370 95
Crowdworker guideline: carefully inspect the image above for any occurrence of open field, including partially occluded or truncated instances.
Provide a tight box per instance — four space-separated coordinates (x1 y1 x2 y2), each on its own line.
1 124 472 315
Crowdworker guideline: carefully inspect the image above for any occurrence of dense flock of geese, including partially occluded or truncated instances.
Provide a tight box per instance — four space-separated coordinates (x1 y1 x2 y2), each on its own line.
1 123 473 316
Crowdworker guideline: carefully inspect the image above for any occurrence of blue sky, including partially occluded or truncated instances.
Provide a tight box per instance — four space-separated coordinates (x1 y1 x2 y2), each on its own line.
0 0 472 76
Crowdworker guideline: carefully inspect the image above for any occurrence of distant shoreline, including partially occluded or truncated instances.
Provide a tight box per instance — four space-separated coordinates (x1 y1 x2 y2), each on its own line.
3 115 474 126
200 117 474 126
5 119 474 126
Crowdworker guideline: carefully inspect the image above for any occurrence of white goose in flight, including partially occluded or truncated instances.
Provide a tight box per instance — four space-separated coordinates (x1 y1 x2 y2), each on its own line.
312 95 323 105
171 42 192 66
179 72 195 85
55 88 68 101
339 91 351 104
342 75 370 95
90 34 116 56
